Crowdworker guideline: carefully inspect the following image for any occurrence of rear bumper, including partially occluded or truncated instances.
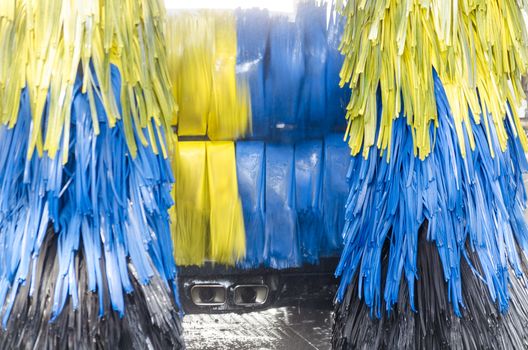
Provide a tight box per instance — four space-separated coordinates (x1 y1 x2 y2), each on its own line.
178 257 339 313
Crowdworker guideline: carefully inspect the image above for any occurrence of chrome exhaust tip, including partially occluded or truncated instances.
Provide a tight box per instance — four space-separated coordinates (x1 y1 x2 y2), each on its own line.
233 285 269 306
190 284 227 306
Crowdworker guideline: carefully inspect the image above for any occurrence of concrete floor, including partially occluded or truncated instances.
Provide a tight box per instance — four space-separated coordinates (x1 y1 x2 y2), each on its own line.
183 306 333 350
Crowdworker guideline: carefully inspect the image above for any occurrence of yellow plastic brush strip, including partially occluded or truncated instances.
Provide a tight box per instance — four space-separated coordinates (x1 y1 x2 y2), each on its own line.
172 141 209 266
0 0 176 162
337 0 528 159
171 140 246 266
207 13 250 140
206 141 246 265
166 11 213 135
165 10 250 139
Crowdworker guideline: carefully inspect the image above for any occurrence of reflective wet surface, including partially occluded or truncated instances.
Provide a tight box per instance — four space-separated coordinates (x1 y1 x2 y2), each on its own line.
183 306 332 350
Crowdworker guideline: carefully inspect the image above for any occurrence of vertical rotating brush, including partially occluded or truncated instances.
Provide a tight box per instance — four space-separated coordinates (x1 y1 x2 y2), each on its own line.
332 1 528 349
0 1 184 348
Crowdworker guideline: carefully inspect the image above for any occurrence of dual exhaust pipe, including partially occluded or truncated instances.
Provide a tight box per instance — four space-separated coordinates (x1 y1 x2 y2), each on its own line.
190 284 269 307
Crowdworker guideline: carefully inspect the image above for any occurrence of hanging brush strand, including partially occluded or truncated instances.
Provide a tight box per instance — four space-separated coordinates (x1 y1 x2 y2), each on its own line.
336 0 528 159
0 0 182 346
0 0 175 161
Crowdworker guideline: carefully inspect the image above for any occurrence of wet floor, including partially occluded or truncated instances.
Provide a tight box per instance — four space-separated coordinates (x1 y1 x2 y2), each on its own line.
183 306 333 350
